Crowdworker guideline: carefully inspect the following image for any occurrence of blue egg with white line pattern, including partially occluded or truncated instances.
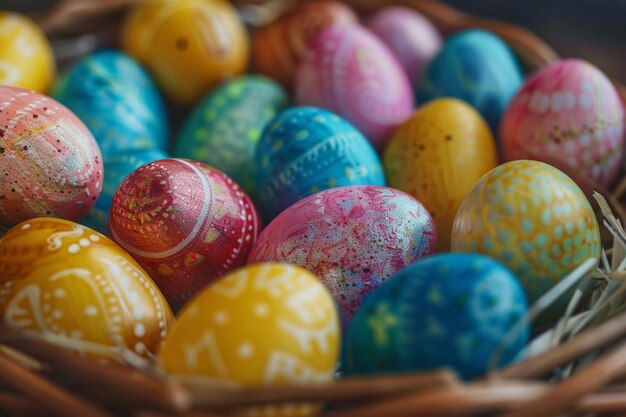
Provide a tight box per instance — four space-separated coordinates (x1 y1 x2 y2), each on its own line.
344 253 529 379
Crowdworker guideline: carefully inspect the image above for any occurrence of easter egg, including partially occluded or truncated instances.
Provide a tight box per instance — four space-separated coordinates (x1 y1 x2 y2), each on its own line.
344 253 529 379
249 186 436 329
159 263 340 417
384 98 498 251
0 12 55 92
0 217 174 362
256 107 386 222
108 158 261 309
251 1 357 88
122 0 249 104
51 50 169 157
295 24 414 149
175 75 288 196
366 6 442 80
500 59 625 187
416 29 523 131
0 86 103 228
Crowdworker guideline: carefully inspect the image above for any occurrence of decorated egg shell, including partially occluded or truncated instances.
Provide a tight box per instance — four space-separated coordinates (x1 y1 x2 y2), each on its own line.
122 0 249 104
256 107 386 222
295 24 414 149
384 98 499 251
0 86 103 228
108 158 261 309
248 186 436 329
251 1 358 88
175 75 288 197
416 29 523 132
366 6 442 80
159 263 340 417
0 217 174 362
344 253 529 379
0 12 55 93
51 50 169 158
500 59 625 187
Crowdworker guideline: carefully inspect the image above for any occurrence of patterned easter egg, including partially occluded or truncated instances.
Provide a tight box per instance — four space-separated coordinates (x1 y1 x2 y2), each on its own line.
295 24 414 149
51 50 169 157
416 29 523 132
500 59 625 187
108 158 261 309
256 107 386 222
0 86 103 228
344 253 529 380
0 217 174 362
175 75 288 196
384 98 499 251
122 0 249 104
0 12 55 92
248 186 436 329
159 263 340 417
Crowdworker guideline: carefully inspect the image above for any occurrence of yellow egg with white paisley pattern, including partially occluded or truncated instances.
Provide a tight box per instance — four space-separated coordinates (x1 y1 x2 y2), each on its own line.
159 263 341 417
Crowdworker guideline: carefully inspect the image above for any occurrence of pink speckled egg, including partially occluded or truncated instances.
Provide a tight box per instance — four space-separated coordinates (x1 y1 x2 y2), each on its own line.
108 158 261 309
295 24 415 149
248 185 436 329
0 86 103 227
501 59 625 186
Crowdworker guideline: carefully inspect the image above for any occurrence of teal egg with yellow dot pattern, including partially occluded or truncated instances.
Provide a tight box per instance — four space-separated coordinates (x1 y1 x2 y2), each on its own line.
344 253 529 379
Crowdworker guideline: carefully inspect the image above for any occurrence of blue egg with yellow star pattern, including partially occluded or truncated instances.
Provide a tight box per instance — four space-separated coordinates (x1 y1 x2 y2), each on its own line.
344 253 529 380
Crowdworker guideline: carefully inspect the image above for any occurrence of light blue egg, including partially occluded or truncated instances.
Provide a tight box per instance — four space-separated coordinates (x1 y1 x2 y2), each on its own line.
415 30 523 132
51 49 168 157
344 253 529 380
256 107 387 222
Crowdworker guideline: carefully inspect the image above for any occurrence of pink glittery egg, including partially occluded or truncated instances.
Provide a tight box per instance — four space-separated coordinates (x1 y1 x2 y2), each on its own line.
295 24 415 150
0 86 103 227
501 59 626 186
248 185 436 328
108 158 261 309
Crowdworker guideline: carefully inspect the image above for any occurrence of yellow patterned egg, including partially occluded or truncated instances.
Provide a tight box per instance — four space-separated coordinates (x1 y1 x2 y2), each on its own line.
0 12 55 92
384 98 498 250
159 263 341 417
0 217 174 362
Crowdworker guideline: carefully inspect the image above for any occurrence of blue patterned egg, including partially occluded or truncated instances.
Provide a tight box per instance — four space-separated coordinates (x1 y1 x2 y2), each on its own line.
415 30 523 131
175 75 288 196
51 49 168 157
256 107 386 221
344 253 529 380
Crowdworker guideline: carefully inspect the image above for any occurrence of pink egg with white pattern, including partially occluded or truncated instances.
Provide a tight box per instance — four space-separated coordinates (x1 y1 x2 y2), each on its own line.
500 59 625 186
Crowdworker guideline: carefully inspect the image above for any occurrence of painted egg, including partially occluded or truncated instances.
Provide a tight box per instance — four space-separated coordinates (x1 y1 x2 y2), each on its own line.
256 107 386 222
248 186 436 329
384 98 498 251
251 1 357 88
0 217 174 362
416 29 523 132
0 12 55 93
159 263 340 417
175 75 288 197
51 50 169 158
108 158 261 309
122 0 249 104
295 24 414 149
81 149 170 234
0 86 103 228
366 6 442 80
500 59 625 187
344 253 529 379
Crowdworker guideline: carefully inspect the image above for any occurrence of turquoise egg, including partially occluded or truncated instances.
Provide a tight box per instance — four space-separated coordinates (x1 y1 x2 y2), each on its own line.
51 49 168 157
415 30 523 132
344 253 529 380
175 75 288 196
256 107 387 221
